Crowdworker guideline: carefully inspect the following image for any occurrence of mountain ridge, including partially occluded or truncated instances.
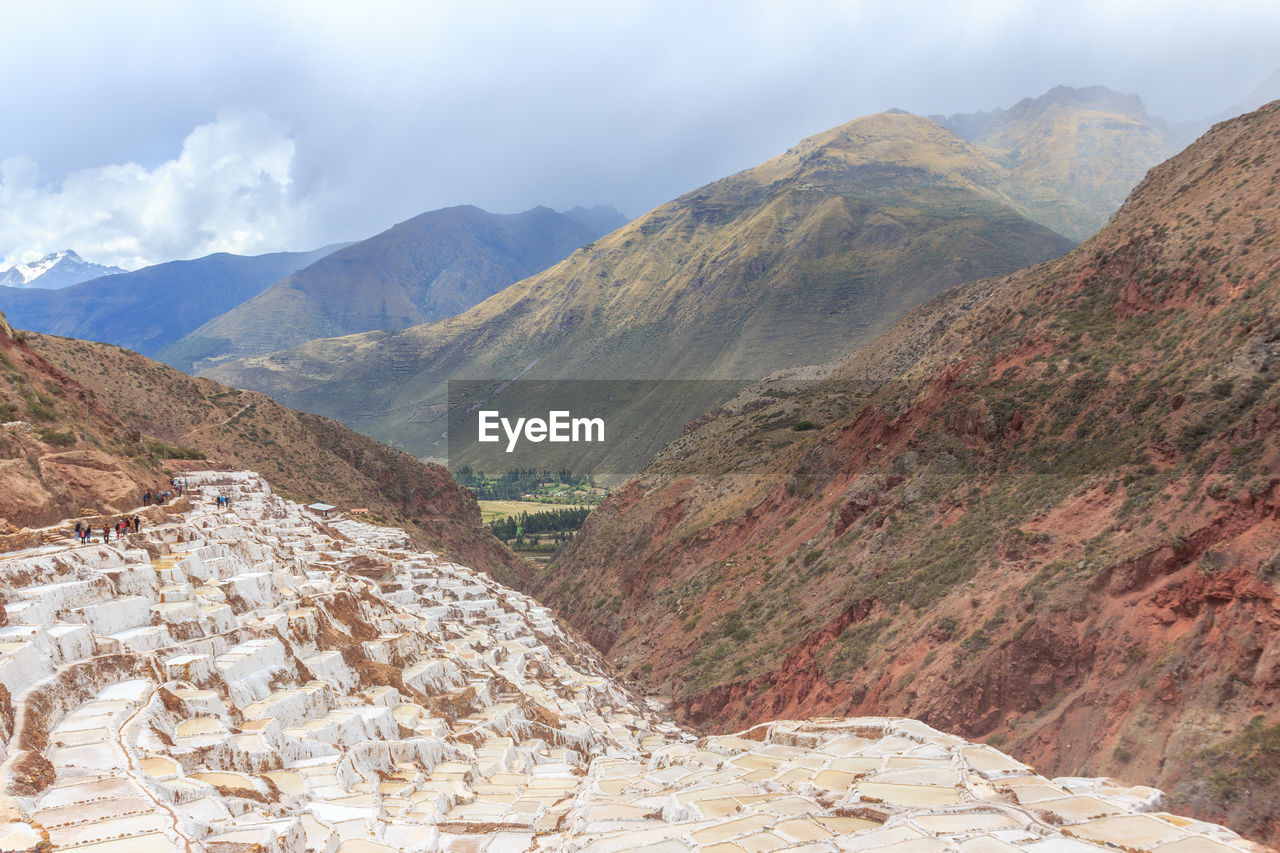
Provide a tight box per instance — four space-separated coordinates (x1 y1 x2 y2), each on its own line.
934 84 1185 240
161 204 624 373
0 246 343 358
0 250 125 289
531 101 1280 844
204 109 1080 459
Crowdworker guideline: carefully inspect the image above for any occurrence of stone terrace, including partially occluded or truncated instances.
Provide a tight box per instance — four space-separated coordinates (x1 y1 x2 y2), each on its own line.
0 472 1266 852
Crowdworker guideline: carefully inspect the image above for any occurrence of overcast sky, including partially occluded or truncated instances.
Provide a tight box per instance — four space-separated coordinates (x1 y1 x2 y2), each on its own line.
2 0 1278 270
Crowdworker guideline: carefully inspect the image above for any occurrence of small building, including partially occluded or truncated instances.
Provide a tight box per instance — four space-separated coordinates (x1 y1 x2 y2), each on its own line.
306 503 337 519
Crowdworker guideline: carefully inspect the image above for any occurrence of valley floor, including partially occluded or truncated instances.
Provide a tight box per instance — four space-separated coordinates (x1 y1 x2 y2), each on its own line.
0 472 1268 852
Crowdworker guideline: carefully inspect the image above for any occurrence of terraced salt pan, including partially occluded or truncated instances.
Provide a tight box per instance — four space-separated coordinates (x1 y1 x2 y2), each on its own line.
0 471 1266 852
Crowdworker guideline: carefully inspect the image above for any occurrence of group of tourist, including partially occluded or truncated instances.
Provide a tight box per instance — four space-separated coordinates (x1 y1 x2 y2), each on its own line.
142 477 189 507
68 476 197 543
72 516 140 544
66 476 200 544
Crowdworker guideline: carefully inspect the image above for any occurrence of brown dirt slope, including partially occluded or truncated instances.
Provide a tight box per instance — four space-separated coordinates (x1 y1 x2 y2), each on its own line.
0 318 525 585
534 101 1280 844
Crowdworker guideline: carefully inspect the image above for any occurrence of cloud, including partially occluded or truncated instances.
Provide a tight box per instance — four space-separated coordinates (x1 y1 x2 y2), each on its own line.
0 108 317 270
2 1 1278 268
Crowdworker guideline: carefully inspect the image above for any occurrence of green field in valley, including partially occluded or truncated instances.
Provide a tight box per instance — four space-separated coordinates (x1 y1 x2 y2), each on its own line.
478 499 594 524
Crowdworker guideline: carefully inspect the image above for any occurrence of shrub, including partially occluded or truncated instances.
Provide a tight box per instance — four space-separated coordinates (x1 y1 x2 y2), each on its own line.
143 439 207 460
1203 715 1280 802
36 427 76 447
961 628 991 653
829 617 891 679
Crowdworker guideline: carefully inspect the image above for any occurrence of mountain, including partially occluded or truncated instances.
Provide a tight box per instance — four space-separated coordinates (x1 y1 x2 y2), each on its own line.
0 250 125 289
0 310 525 585
935 85 1184 240
531 102 1280 843
0 246 342 359
160 204 621 373
205 110 1077 459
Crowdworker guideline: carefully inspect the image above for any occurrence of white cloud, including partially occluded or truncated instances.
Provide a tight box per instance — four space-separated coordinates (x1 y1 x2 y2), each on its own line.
2 1 1278 265
0 108 316 270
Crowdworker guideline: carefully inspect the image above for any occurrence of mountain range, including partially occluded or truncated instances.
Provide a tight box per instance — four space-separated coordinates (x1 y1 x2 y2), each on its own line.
532 100 1280 842
203 107 1098 459
0 250 125 289
193 86 1194 467
0 246 342 357
159 204 625 373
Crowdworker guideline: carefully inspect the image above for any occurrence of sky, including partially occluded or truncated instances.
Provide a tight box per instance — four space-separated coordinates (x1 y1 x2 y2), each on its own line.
1 0 1278 271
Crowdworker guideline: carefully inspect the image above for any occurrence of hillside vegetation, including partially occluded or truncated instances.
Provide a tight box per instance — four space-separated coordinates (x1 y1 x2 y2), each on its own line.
163 205 621 373
534 102 1280 843
206 111 1078 459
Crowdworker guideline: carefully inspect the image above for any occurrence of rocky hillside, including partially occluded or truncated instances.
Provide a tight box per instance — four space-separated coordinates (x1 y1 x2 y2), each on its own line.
161 204 621 373
206 111 1076 458
937 85 1184 240
0 313 526 585
534 102 1280 844
0 245 340 357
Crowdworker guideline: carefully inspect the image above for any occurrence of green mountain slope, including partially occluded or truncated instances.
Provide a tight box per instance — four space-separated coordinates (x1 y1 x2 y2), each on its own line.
205 111 1076 458
162 204 622 373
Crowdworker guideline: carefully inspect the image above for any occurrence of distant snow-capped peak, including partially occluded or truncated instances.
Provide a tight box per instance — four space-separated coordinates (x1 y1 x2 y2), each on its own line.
0 250 126 289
